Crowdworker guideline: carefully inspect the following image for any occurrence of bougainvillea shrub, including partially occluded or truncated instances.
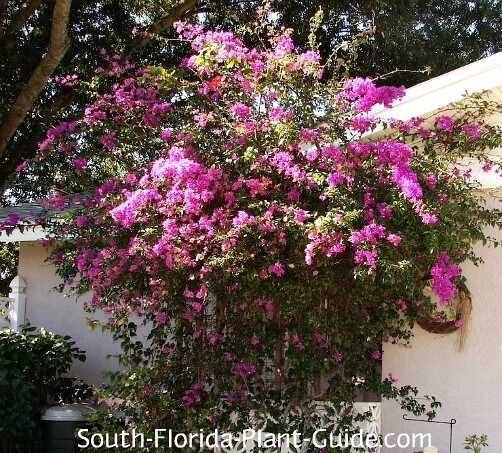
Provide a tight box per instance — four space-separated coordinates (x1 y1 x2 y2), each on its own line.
3 8 502 449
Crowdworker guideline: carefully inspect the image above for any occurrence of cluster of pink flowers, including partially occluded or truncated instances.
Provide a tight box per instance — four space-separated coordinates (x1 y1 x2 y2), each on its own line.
6 18 482 315
232 359 257 378
430 252 460 305
336 77 405 112
181 382 204 407
176 20 324 80
255 298 274 318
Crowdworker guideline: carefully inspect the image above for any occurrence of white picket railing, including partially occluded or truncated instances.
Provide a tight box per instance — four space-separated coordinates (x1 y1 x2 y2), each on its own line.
0 296 13 329
0 275 26 330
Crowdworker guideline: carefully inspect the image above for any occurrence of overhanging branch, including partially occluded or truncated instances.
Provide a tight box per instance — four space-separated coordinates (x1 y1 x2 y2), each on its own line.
0 0 44 48
0 0 72 158
124 0 200 59
0 0 201 171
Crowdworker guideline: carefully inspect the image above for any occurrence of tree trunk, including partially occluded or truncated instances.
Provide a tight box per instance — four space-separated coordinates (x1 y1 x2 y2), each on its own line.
274 302 283 391
0 0 72 158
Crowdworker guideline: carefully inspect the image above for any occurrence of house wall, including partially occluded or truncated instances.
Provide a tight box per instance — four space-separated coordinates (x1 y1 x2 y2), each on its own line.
381 194 502 452
18 241 122 386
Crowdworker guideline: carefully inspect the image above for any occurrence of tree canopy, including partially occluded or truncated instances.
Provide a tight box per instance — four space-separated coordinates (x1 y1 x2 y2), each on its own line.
0 0 501 191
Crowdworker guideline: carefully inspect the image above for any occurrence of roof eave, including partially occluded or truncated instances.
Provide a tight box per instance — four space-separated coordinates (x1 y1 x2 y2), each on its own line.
0 225 47 243
372 51 502 121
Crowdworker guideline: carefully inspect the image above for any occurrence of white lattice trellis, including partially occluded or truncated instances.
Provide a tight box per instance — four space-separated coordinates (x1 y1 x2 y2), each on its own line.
353 402 381 439
212 402 382 453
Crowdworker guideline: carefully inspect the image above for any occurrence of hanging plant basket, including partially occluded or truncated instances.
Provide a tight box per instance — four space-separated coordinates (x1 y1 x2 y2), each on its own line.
416 315 459 335
417 282 471 335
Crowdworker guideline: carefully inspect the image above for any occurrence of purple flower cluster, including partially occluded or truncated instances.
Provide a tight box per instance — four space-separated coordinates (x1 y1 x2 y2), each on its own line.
337 77 405 112
430 252 460 305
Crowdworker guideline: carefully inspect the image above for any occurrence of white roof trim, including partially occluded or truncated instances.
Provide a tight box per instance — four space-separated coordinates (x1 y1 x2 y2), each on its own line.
373 51 502 120
366 52 502 190
0 226 47 243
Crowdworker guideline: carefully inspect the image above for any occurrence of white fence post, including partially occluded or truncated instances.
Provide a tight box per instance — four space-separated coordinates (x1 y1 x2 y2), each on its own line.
8 275 26 331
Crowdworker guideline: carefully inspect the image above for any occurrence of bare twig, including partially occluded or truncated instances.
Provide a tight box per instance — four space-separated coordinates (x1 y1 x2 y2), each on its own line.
372 67 431 82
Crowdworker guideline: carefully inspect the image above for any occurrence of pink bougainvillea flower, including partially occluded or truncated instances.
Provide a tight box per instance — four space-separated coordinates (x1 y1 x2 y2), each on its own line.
430 252 460 305
155 313 167 323
387 234 402 246
268 263 285 276
436 115 454 132
332 353 342 362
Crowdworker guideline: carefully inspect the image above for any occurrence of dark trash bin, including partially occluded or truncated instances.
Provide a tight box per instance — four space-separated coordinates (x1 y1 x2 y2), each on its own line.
41 404 97 452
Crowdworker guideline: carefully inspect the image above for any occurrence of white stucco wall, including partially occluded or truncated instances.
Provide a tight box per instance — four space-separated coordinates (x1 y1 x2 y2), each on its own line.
381 194 502 452
18 241 121 386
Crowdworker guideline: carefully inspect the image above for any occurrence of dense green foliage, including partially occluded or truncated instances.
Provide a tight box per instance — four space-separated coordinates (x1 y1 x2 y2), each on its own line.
0 242 17 296
0 324 89 452
272 0 502 85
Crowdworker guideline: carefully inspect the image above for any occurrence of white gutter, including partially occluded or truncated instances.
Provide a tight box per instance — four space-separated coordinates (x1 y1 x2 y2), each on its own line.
0 225 47 243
